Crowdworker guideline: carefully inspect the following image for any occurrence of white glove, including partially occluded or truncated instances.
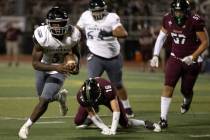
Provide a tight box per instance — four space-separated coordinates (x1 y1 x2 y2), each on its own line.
101 128 111 135
150 56 159 67
181 55 194 65
109 130 116 135
101 129 116 135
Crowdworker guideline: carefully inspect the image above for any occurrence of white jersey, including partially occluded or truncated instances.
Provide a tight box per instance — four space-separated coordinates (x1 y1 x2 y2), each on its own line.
77 11 121 58
34 25 81 74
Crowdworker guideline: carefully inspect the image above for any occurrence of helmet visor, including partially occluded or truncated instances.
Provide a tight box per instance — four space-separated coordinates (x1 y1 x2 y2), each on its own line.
90 7 107 20
47 19 68 36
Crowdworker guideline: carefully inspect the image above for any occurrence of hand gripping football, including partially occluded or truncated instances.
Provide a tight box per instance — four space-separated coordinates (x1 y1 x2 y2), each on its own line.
64 53 79 74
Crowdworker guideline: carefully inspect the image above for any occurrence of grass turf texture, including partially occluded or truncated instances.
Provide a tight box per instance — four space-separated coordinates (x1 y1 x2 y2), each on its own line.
0 62 210 140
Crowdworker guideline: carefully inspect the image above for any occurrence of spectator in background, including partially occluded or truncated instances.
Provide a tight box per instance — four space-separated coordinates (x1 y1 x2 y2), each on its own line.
138 25 155 72
5 22 21 67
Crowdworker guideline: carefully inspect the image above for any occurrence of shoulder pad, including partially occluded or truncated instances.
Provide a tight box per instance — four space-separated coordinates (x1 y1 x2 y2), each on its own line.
108 13 120 19
71 26 81 42
34 26 47 46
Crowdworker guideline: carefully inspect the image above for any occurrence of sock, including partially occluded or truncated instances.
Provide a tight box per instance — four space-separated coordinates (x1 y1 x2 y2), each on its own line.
160 96 172 120
128 119 145 127
23 118 33 128
121 99 131 109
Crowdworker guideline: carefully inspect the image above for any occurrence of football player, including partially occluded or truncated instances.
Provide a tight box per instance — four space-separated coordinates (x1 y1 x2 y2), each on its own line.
18 6 81 139
74 77 161 135
150 0 209 129
76 0 134 119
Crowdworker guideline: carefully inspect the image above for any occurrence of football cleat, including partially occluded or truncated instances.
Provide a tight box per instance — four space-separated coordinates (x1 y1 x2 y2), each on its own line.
158 118 168 129
58 89 68 116
18 126 29 140
76 118 93 129
145 120 161 132
180 98 192 114
125 108 135 118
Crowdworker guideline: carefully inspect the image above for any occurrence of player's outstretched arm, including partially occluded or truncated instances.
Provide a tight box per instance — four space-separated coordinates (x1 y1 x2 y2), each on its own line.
86 107 110 134
109 98 120 135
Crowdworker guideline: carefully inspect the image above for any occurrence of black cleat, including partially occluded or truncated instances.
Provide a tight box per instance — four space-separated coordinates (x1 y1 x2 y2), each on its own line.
158 118 168 129
180 98 192 114
125 108 135 118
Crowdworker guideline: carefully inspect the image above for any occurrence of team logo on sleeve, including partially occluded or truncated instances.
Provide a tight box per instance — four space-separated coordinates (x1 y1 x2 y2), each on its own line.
38 29 43 38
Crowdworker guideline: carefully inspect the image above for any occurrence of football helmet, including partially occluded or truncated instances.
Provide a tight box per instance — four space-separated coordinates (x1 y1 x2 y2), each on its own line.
171 0 190 26
82 78 102 106
46 6 69 36
89 0 107 20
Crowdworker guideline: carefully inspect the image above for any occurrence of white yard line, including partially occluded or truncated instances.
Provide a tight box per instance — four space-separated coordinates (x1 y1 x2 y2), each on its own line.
36 121 65 124
0 97 37 100
189 134 210 138
0 115 111 121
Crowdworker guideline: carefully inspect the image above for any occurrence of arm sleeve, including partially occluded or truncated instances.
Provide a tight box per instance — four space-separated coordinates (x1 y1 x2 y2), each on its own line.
153 30 167 56
91 115 109 131
110 112 120 132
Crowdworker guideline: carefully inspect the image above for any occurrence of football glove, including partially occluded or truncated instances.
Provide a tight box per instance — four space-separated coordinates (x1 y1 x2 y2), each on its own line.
150 55 159 67
181 55 194 65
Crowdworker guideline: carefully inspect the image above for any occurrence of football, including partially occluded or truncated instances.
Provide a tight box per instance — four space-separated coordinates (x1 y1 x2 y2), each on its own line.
64 53 78 65
64 53 79 75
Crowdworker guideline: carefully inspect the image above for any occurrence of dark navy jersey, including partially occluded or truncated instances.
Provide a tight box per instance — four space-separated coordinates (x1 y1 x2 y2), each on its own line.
77 77 117 107
163 13 205 58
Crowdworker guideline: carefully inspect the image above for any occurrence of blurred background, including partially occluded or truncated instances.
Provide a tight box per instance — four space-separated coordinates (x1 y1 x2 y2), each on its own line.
0 0 210 72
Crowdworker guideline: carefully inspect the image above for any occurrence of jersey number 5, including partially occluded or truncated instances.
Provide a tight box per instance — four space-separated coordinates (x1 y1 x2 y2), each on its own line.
171 33 186 45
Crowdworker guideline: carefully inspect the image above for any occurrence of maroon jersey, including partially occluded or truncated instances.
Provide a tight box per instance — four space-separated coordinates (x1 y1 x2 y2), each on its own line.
163 13 205 58
75 78 129 127
77 77 116 107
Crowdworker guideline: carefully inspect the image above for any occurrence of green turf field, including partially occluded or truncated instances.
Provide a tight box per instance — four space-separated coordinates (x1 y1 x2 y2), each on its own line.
0 62 210 140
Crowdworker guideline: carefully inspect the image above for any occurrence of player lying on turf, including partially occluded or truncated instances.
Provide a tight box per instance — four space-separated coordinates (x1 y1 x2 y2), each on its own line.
74 77 161 135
